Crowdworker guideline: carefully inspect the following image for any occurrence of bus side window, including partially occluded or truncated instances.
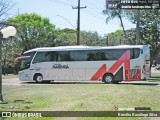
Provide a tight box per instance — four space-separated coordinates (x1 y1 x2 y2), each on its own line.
92 51 107 61
87 52 93 61
57 51 71 61
134 48 140 58
70 50 88 61
48 51 56 61
32 52 51 63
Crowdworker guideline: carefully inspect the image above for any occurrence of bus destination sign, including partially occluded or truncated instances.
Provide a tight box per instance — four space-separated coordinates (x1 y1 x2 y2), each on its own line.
106 0 160 9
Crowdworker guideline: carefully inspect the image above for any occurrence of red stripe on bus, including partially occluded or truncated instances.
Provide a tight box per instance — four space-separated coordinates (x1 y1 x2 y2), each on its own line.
91 50 131 81
91 64 106 81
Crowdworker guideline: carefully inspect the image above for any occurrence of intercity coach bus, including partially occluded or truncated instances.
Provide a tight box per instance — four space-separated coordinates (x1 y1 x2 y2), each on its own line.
14 45 150 83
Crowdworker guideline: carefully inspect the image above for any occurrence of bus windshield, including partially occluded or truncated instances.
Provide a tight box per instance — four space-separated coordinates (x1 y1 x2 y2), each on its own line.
19 57 31 70
14 51 36 71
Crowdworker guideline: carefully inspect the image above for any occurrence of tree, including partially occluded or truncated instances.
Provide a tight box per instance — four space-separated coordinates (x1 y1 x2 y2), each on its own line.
124 10 141 44
2 37 20 74
125 9 160 67
8 13 56 52
140 10 160 67
80 31 101 46
54 28 76 46
103 9 131 44
3 13 56 74
0 0 14 26
107 30 124 46
0 0 15 74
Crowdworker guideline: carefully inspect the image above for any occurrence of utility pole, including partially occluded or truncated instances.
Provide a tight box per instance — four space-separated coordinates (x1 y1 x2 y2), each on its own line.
0 32 3 103
72 0 86 45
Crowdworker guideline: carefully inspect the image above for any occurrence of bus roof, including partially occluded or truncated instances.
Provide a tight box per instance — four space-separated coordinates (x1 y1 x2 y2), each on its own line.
24 45 148 54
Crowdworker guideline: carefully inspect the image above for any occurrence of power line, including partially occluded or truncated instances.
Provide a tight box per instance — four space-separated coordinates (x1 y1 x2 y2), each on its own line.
82 10 105 22
49 0 105 21
49 0 72 6
49 0 105 24
94 0 106 8
48 0 106 33
57 15 76 29
82 0 104 11
81 0 105 21
85 4 102 14
66 0 77 5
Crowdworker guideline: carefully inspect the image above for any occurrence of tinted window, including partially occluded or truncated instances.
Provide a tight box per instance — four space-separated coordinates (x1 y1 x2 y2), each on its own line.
70 51 88 61
105 49 127 60
19 51 36 70
32 48 140 63
70 49 125 61
19 58 31 70
33 51 56 63
91 51 107 61
105 48 140 60
57 51 71 61
22 51 36 61
134 48 140 58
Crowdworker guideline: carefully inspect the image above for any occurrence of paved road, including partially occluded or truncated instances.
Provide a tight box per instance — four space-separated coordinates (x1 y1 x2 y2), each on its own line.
2 77 160 86
121 81 160 86
151 67 160 77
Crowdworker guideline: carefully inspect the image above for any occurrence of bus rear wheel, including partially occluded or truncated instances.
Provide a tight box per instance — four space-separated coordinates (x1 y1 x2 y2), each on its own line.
34 74 43 83
103 74 114 84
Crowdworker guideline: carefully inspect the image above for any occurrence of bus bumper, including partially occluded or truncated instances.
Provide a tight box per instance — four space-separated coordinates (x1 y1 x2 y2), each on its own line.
18 72 32 81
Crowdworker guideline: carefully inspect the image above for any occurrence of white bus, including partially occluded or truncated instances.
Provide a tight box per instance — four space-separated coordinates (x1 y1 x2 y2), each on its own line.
14 45 150 83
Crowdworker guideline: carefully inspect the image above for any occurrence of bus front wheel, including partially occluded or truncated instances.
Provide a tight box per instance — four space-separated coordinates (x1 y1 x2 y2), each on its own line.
103 74 114 84
34 74 43 83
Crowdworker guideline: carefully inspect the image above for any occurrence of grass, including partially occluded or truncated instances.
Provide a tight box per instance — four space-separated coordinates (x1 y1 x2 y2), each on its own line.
1 73 160 120
1 83 160 120
148 77 160 82
2 74 18 79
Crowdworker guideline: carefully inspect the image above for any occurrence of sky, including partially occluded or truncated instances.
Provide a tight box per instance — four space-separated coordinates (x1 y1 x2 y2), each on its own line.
10 0 136 36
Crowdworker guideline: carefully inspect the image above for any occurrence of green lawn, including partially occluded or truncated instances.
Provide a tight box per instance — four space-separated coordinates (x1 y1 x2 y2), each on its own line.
2 74 18 79
148 77 160 82
1 83 159 120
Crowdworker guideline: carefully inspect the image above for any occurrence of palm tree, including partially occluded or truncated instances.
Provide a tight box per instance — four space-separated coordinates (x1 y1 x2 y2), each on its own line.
103 9 132 44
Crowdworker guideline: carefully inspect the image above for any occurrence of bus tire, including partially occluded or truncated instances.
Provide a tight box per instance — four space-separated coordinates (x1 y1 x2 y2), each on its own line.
34 74 43 83
103 74 114 84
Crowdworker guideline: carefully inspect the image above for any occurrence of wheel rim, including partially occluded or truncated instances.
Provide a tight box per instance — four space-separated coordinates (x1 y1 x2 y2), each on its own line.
105 76 112 83
37 76 43 82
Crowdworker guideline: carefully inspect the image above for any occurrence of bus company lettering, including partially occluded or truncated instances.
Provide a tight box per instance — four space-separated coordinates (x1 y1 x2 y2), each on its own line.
52 64 69 69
